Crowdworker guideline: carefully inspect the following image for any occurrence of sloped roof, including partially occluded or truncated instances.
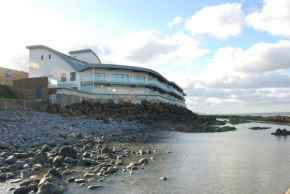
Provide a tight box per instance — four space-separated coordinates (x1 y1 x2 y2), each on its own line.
69 49 101 63
26 45 185 93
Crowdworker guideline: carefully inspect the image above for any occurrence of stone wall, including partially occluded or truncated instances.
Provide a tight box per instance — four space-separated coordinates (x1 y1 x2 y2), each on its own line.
0 98 49 110
13 77 49 101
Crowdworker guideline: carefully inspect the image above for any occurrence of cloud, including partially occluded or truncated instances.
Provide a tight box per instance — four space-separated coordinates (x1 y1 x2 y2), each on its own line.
245 0 290 37
95 30 210 67
168 17 183 27
197 40 290 82
185 3 244 39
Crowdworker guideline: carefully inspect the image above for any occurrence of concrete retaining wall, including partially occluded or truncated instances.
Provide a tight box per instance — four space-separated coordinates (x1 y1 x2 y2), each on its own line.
0 98 49 111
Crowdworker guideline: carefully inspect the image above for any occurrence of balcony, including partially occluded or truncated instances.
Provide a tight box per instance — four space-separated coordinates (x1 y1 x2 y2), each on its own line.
81 76 184 98
48 78 78 90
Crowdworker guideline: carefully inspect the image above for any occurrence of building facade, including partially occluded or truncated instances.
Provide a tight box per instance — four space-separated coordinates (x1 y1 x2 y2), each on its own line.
26 45 186 106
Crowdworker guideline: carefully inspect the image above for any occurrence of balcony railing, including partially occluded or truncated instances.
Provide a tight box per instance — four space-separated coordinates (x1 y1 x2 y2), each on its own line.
81 76 184 98
48 78 78 90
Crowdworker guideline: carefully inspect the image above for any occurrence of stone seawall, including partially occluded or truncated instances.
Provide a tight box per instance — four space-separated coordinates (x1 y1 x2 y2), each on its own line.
0 98 49 111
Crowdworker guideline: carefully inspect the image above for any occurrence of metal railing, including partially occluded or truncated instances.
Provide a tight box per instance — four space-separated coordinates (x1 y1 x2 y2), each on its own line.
81 76 184 98
48 78 78 90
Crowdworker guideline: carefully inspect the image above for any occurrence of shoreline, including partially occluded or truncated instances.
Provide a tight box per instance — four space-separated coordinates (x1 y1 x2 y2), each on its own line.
0 109 168 193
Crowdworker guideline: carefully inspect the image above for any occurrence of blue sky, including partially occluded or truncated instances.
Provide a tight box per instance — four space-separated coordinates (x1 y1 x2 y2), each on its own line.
0 0 290 114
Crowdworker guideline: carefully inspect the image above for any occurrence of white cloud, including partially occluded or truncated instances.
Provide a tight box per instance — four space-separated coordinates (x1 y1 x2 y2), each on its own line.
185 3 244 39
245 0 290 37
168 16 183 27
88 30 210 68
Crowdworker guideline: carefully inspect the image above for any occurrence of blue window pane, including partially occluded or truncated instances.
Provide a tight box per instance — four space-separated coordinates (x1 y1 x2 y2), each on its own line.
61 73 67 82
70 72 76 81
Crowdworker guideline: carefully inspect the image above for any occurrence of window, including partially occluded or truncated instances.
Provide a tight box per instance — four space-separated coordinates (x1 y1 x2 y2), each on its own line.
70 72 76 81
134 75 145 83
94 73 106 81
61 73 67 82
41 55 43 60
49 54 51 59
111 74 129 83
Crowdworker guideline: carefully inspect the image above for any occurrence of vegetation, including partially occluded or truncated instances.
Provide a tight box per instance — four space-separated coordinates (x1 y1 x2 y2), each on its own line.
249 127 271 130
0 85 16 99
212 126 237 132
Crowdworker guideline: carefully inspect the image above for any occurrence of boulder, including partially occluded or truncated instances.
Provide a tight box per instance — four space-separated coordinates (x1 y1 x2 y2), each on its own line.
34 151 47 164
13 186 31 194
101 146 110 155
0 142 10 149
20 170 31 179
38 174 67 194
76 132 84 139
6 155 17 164
275 128 282 135
15 153 29 159
47 169 62 179
64 157 75 163
53 156 64 166
42 145 51 152
139 158 149 164
7 164 20 171
59 146 77 159
37 182 61 194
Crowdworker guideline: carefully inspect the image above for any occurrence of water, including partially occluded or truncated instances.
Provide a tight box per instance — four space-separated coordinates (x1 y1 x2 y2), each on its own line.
3 121 290 194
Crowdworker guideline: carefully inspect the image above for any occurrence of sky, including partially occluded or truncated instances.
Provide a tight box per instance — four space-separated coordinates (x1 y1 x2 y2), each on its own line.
0 0 290 114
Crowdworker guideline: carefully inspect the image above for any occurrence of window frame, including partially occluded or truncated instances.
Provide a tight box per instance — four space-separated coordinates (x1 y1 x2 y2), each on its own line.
70 72 76 81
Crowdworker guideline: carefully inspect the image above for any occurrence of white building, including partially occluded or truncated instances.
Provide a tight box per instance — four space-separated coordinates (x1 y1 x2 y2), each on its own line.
27 45 186 106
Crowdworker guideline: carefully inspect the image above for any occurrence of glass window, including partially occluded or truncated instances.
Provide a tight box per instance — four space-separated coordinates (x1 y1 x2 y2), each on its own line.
81 85 93 93
41 55 43 60
70 72 76 81
94 73 106 81
49 54 51 59
134 75 145 83
112 74 129 82
61 73 67 82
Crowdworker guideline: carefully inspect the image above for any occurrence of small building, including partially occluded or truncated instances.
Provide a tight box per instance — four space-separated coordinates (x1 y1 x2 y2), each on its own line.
25 45 186 106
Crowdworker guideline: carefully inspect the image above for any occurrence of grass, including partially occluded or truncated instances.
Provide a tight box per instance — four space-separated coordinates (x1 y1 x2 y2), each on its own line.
0 85 16 99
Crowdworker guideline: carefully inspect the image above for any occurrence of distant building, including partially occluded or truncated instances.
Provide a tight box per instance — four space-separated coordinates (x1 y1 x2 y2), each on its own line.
25 45 186 106
0 67 28 85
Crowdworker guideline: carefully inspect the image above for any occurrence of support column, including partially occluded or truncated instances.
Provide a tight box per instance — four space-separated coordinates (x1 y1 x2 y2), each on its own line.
92 67 94 93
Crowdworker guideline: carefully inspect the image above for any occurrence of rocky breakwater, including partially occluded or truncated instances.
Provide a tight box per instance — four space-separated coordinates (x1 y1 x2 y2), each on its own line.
0 132 159 193
47 100 218 133
271 128 290 136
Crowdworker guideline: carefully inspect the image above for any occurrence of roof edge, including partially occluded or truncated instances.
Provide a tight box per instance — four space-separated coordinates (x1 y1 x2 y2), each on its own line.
69 49 101 64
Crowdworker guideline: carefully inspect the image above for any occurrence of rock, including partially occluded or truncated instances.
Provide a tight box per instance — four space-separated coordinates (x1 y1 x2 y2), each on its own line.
83 158 92 164
20 179 37 187
42 145 51 152
130 165 138 170
160 177 167 180
6 155 17 164
275 128 282 135
107 167 118 174
7 164 20 171
0 173 7 180
28 184 37 191
75 179 85 183
7 172 17 179
34 151 47 164
83 152 90 158
282 129 288 135
10 179 23 183
37 182 61 194
67 177 76 182
101 146 111 155
47 168 62 179
62 170 72 176
88 185 102 189
15 153 29 159
139 158 149 164
53 156 64 165
0 142 10 149
21 170 31 179
84 173 94 178
64 157 75 163
13 186 31 194
76 132 84 139
59 146 77 159
38 174 67 193
139 150 147 155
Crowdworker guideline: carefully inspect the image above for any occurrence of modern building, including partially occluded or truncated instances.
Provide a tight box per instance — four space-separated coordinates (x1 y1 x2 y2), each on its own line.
26 45 186 106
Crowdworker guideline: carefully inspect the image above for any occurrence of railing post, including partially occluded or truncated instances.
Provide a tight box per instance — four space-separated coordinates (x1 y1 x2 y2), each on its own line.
92 67 94 93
